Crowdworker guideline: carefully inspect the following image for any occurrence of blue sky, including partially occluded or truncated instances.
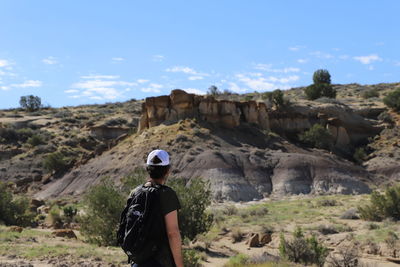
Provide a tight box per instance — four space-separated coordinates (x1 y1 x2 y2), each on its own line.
1 1 399 108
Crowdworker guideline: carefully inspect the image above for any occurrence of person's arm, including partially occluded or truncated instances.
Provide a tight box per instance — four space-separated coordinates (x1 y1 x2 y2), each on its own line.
164 210 184 267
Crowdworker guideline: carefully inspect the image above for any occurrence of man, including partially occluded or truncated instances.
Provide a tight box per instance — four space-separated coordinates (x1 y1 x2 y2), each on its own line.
131 149 184 267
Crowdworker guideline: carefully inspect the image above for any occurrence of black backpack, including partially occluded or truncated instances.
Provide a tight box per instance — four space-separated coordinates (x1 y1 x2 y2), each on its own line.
117 183 164 264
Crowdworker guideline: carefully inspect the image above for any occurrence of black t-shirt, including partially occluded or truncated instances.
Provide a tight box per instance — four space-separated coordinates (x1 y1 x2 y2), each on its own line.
130 184 181 267
156 185 181 267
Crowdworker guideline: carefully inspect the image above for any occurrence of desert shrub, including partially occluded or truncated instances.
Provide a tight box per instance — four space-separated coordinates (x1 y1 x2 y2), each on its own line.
313 69 331 85
353 147 367 164
223 205 239 216
262 89 286 108
27 134 45 146
168 178 213 240
42 151 69 173
19 95 42 112
182 248 202 267
16 128 34 142
119 168 147 194
47 205 63 227
362 89 379 99
340 208 360 220
300 124 333 150
358 184 400 221
231 227 245 243
318 225 339 235
317 198 338 207
0 182 35 227
279 227 328 267
0 126 18 143
363 239 380 255
104 118 128 126
385 231 399 258
225 253 249 267
79 177 126 246
327 242 360 267
378 111 394 124
62 204 78 223
383 88 400 112
365 222 380 230
304 83 336 100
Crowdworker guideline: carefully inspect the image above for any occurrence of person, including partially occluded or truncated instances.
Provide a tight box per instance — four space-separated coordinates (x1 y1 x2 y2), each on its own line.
131 149 184 267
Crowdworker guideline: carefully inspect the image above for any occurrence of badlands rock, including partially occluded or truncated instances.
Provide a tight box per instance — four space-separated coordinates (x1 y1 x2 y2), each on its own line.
139 89 270 131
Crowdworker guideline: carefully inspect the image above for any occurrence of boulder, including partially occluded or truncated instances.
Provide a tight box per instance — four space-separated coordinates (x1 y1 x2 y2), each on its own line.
248 233 260 247
52 229 77 239
260 233 272 245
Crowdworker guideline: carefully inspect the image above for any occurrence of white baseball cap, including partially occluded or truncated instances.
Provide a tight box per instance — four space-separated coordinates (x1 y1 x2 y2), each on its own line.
146 149 170 166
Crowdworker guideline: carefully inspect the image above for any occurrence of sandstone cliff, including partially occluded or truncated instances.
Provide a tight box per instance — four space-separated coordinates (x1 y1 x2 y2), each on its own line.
138 89 269 131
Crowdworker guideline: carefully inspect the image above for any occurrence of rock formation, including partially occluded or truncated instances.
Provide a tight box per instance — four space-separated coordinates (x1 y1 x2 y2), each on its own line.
138 89 270 131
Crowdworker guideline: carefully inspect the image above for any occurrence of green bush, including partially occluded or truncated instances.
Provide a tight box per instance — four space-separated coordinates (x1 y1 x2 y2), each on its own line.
47 205 63 227
225 253 250 267
262 89 286 108
79 178 126 246
27 134 45 146
383 88 400 112
353 147 367 164
313 69 331 85
358 185 400 221
42 152 69 173
279 227 328 267
183 248 202 267
362 89 379 99
378 111 394 124
304 83 336 100
62 204 78 223
168 178 213 240
299 124 333 150
0 182 35 227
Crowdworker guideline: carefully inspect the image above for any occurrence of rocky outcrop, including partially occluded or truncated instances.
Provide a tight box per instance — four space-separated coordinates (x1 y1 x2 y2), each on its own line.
269 103 383 150
90 125 130 140
138 89 270 131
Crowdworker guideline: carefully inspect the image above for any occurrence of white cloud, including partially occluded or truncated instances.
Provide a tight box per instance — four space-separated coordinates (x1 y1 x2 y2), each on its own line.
112 57 125 62
235 72 299 92
141 83 163 93
339 55 349 60
353 54 382 64
188 76 204 81
228 82 247 93
183 88 206 95
297 59 308 64
81 75 120 79
137 79 149 84
368 65 374 71
253 63 300 73
69 75 139 100
310 51 334 59
1 86 10 91
289 45 305 51
236 74 276 91
42 56 57 65
166 66 197 75
64 89 79 93
11 80 42 88
0 59 11 67
152 55 165 62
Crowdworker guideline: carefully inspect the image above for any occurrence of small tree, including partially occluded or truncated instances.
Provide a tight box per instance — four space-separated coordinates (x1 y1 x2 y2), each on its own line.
168 178 213 240
0 182 35 226
305 70 336 100
279 227 328 267
79 177 126 246
42 152 69 173
19 95 42 112
207 85 220 96
358 184 400 221
383 88 400 112
313 69 331 85
299 124 333 150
